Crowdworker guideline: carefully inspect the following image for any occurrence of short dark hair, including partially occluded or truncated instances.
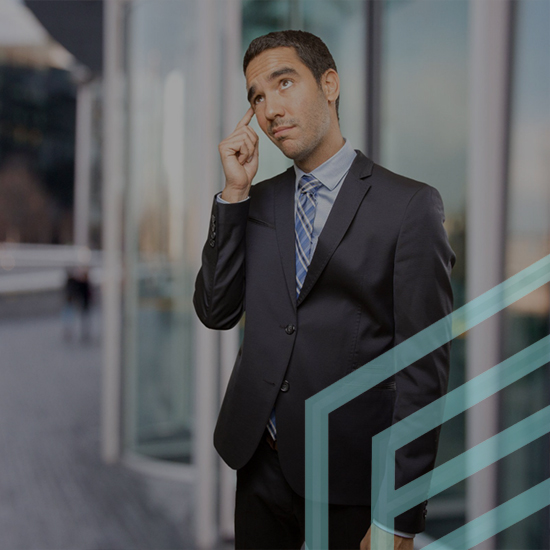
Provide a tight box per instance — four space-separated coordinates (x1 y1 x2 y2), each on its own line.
243 30 339 117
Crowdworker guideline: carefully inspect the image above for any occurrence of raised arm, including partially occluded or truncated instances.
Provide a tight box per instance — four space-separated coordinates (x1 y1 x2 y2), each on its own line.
193 108 259 330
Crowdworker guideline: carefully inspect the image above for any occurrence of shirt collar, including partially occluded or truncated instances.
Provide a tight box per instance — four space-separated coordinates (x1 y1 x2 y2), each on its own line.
294 138 356 191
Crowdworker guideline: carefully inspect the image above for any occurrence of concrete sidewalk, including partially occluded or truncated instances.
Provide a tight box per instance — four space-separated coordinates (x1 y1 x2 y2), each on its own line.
0 304 203 550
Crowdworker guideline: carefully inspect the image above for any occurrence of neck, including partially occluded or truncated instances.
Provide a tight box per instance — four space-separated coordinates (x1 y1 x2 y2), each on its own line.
294 128 345 173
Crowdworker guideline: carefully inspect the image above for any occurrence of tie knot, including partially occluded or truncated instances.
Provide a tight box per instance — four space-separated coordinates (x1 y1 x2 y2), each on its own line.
299 174 322 196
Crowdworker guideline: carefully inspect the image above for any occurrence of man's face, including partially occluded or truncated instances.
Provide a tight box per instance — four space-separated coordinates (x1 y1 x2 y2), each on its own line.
245 47 333 163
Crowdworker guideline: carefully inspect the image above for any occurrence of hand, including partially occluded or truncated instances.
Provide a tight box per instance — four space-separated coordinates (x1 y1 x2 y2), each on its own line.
360 524 414 550
218 107 259 202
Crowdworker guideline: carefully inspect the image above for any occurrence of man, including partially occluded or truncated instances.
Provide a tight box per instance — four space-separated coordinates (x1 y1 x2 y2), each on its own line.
194 30 455 550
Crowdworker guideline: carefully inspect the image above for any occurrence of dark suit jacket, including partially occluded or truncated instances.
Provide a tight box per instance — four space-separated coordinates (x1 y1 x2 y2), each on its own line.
193 150 456 533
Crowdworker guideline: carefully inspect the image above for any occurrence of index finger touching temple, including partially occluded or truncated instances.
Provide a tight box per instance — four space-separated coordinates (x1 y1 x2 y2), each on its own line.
236 107 255 129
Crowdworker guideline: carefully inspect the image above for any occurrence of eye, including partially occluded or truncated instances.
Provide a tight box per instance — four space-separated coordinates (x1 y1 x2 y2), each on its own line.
281 79 293 89
253 95 264 105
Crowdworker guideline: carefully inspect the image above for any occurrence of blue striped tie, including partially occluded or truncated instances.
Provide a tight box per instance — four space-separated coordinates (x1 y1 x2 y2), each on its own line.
295 174 323 297
267 174 322 442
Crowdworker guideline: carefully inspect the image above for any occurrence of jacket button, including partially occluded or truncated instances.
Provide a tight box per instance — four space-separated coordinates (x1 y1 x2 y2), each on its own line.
280 380 290 392
285 324 295 335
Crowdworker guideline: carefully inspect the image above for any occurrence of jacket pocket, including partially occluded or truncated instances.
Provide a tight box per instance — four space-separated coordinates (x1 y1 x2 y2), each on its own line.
247 216 275 229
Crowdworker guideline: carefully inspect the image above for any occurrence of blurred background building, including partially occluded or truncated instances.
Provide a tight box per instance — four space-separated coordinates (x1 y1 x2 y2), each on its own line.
0 0 548 548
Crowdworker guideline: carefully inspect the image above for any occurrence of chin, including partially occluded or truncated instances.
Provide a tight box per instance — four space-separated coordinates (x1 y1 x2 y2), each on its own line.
274 140 297 159
277 139 311 161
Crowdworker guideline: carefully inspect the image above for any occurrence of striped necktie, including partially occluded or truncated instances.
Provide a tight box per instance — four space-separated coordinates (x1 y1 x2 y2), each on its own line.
267 174 323 442
295 174 323 297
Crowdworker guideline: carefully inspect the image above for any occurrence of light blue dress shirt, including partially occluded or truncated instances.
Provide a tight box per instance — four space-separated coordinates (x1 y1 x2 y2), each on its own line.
216 139 415 539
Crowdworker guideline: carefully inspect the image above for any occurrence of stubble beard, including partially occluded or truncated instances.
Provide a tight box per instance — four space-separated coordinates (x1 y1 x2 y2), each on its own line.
277 102 332 165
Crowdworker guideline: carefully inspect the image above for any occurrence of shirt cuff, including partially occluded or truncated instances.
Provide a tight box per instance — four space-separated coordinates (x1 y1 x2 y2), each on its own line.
216 191 250 204
372 519 415 539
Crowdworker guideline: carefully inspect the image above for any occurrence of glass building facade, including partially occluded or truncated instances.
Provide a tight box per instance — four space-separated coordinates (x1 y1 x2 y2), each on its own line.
115 0 549 547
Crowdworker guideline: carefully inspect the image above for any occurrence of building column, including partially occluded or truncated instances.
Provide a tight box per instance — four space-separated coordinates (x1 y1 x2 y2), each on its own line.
365 0 383 163
193 0 222 547
218 0 242 543
73 75 95 248
466 1 513 548
101 0 125 464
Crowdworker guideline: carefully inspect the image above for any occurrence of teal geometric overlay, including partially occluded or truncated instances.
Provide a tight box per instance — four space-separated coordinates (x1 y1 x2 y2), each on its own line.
305 254 550 549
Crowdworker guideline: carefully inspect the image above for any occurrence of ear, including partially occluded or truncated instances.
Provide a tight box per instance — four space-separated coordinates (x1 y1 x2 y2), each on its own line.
322 68 340 105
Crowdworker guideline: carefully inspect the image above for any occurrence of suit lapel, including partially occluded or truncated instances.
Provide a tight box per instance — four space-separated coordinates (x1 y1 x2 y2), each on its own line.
274 150 375 310
274 166 298 310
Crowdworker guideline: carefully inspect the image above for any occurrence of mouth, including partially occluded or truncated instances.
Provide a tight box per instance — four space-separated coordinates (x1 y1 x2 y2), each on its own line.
271 125 294 138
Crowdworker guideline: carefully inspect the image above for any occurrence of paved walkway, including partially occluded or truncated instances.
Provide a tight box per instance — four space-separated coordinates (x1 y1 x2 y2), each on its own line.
0 301 228 550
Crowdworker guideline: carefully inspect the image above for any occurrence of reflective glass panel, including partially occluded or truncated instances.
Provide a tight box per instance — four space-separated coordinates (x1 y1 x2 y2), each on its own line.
123 0 199 463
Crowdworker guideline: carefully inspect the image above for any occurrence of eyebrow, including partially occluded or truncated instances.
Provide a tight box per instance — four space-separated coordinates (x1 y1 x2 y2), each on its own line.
247 67 299 103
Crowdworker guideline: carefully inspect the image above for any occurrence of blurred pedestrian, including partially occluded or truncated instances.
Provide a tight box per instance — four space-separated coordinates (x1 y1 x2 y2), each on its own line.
61 267 78 341
74 266 93 342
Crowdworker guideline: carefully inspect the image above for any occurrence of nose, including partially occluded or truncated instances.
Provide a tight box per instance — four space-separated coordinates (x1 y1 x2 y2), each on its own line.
264 93 285 121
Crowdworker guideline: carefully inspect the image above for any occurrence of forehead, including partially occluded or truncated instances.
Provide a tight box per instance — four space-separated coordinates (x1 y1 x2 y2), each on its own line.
245 47 310 88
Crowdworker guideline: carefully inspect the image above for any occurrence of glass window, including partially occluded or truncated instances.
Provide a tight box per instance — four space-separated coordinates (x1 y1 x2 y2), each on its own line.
123 0 199 463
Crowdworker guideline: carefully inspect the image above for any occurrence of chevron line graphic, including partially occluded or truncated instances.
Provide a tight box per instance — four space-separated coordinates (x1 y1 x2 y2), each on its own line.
305 254 550 549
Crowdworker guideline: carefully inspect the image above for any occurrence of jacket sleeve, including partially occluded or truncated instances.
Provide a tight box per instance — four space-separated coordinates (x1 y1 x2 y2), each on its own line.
193 192 250 330
391 184 456 533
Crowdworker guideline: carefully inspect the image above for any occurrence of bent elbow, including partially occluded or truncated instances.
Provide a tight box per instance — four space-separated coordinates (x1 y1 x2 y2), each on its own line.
193 291 244 330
